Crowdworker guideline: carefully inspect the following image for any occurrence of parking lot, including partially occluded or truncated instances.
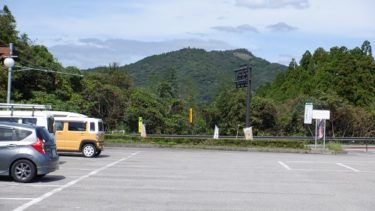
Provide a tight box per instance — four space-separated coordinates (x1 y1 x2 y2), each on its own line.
1 147 375 211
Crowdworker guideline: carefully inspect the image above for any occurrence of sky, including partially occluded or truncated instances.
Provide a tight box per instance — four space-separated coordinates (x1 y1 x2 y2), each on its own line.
1 0 374 69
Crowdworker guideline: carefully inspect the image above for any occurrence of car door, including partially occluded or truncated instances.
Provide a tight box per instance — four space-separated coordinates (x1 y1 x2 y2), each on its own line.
66 121 86 150
55 121 68 150
0 126 19 174
56 121 86 151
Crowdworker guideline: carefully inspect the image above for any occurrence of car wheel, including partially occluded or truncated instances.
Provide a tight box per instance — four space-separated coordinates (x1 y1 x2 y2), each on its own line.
82 144 96 158
95 150 102 157
11 160 36 183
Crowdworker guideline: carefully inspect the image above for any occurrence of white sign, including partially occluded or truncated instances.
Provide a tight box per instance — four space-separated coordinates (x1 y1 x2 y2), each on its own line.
312 110 330 120
243 127 253 140
304 103 313 124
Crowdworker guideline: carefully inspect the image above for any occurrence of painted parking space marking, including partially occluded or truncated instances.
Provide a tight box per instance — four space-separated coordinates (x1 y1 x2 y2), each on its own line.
336 163 360 172
0 198 34 201
278 161 367 173
0 183 61 188
13 151 140 211
278 161 292 170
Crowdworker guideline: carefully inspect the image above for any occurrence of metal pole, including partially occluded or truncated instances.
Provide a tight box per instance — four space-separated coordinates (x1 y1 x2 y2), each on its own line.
323 120 326 148
245 65 252 127
315 119 317 149
6 43 13 104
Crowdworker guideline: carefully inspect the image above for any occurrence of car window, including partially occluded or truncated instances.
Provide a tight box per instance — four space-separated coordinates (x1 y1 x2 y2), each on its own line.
0 117 19 123
0 127 14 141
98 122 104 132
90 122 95 131
14 128 32 140
55 121 64 131
68 122 86 131
0 127 32 141
22 118 37 125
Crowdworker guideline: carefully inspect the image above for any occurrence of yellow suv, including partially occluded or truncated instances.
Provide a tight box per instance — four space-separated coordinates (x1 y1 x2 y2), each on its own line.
54 117 104 157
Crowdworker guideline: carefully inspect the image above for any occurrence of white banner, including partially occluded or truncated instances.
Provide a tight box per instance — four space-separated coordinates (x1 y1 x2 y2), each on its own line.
243 127 253 140
140 124 147 138
213 125 219 139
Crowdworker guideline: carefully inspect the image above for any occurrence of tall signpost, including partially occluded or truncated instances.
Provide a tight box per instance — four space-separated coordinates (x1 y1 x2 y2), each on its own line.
304 103 330 148
312 110 330 149
234 64 252 128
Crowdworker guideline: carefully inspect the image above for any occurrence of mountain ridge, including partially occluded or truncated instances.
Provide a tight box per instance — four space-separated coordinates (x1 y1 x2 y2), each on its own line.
87 48 287 102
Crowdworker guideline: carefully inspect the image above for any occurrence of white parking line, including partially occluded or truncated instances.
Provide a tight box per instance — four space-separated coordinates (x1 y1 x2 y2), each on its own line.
0 198 34 201
0 184 61 188
278 161 292 170
336 163 360 172
13 151 140 211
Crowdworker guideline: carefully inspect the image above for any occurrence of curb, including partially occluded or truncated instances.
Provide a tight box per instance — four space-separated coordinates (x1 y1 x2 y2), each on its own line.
105 143 335 154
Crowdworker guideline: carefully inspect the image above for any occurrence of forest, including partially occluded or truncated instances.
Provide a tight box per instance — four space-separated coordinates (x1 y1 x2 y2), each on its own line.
1 6 375 137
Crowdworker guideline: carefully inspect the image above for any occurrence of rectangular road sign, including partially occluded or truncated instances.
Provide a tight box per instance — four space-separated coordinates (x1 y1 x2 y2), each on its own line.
312 110 330 120
304 103 313 124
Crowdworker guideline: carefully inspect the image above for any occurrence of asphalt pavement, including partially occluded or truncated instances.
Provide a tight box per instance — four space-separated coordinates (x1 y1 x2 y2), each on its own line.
1 147 375 211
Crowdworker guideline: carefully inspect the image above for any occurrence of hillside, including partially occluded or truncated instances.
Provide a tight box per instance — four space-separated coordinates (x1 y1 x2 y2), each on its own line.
255 41 375 137
89 48 287 102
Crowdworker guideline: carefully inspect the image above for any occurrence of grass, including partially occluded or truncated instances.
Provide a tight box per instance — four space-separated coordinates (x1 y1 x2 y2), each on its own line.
105 134 309 152
326 142 344 154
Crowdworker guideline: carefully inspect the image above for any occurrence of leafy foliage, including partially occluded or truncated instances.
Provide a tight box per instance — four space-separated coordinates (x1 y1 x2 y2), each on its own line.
257 42 375 137
87 48 287 102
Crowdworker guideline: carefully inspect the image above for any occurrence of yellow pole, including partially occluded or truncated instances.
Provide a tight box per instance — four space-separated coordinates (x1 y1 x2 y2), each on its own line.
189 108 193 123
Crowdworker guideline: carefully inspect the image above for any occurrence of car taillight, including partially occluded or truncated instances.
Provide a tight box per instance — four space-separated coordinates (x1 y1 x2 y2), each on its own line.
32 138 45 154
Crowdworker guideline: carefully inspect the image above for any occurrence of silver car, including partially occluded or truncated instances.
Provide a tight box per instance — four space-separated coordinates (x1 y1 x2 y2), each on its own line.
0 122 59 182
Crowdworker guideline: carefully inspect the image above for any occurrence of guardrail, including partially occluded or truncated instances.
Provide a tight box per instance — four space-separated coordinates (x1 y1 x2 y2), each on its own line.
108 133 375 142
107 133 375 152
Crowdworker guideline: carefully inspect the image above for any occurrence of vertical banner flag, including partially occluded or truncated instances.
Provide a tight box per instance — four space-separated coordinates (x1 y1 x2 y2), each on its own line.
138 117 143 133
213 125 219 139
318 119 324 139
140 124 147 138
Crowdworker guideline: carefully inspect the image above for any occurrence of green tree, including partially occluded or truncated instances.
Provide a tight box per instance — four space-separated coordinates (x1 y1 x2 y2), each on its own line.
0 6 18 43
361 40 372 56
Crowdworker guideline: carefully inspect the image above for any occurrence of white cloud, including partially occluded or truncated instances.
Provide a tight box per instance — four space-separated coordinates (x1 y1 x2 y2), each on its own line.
49 38 234 68
236 0 309 9
4 0 374 68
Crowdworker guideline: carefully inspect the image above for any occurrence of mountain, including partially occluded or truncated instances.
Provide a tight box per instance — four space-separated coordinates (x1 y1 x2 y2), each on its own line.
88 48 287 102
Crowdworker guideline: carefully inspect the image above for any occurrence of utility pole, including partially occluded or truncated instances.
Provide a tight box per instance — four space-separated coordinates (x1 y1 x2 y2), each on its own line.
2 43 15 104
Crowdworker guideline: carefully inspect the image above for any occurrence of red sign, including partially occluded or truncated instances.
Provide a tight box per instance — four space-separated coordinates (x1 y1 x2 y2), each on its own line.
0 47 10 57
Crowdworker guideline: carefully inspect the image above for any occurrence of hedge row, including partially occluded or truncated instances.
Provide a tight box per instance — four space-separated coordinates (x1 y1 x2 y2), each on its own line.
105 135 308 149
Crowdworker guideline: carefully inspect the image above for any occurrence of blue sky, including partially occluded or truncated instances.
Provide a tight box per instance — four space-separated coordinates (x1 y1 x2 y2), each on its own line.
2 0 374 68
